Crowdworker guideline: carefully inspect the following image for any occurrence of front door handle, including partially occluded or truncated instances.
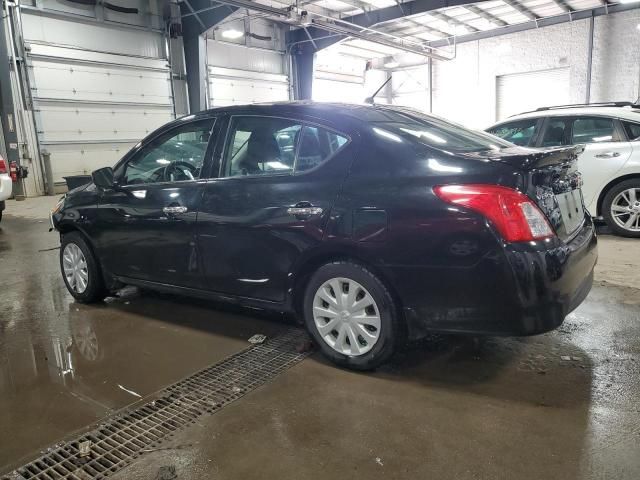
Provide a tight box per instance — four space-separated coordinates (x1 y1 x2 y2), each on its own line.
595 151 621 158
163 206 188 215
287 202 323 217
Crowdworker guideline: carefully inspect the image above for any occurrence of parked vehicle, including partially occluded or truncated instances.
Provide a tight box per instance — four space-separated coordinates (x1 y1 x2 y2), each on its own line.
51 103 597 370
486 102 640 237
0 155 13 223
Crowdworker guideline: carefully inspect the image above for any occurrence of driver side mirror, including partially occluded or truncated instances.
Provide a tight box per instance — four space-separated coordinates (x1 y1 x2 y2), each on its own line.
91 167 115 189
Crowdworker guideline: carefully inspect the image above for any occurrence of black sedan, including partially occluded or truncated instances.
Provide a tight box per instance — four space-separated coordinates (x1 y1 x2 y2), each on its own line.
51 102 597 370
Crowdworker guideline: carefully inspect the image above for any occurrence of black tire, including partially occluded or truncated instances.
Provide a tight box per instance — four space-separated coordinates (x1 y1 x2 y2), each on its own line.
303 261 403 370
60 231 107 303
602 179 640 238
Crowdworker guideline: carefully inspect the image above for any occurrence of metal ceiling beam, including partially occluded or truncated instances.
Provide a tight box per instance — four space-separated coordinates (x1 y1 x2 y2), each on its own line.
428 10 479 32
428 1 639 48
465 4 508 26
287 0 488 51
301 0 372 15
551 0 574 13
502 0 539 21
179 0 238 36
381 18 450 38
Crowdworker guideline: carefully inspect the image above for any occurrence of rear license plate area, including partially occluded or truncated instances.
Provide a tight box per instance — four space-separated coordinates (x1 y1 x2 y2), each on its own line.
556 189 584 235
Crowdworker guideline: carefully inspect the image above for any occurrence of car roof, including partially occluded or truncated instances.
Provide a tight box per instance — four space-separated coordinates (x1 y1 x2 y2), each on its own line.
498 106 640 124
187 101 427 124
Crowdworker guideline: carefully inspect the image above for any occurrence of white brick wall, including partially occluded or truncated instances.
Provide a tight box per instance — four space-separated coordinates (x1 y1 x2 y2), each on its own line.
417 10 640 129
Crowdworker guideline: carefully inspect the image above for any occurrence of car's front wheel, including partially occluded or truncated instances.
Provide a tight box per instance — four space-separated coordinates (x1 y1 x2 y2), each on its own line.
602 180 640 237
60 232 107 303
303 261 402 370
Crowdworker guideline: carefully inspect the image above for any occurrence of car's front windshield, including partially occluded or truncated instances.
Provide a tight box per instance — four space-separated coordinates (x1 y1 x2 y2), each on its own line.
364 108 513 153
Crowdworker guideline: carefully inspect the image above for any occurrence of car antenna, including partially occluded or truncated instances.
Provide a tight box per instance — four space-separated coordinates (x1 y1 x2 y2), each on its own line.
365 76 392 105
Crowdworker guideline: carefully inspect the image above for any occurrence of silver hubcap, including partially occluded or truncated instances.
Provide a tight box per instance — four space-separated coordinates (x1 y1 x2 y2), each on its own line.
312 277 381 356
62 243 89 294
611 188 640 232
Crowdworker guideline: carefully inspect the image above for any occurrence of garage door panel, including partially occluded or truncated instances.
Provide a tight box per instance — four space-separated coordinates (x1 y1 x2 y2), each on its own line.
37 102 172 143
46 142 135 183
31 59 172 105
22 16 174 186
209 78 288 106
496 68 570 120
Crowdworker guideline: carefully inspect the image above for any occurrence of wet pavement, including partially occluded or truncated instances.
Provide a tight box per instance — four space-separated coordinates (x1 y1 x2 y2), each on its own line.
1 206 640 479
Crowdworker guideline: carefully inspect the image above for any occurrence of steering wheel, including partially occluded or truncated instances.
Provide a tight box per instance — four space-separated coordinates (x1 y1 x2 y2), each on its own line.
162 161 199 182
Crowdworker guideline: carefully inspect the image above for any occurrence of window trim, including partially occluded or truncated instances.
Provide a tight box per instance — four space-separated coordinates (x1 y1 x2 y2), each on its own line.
217 114 352 180
115 116 217 188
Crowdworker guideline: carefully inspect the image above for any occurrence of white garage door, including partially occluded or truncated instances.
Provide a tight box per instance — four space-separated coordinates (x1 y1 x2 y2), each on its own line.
207 40 289 107
496 67 570 121
313 52 368 103
22 12 174 187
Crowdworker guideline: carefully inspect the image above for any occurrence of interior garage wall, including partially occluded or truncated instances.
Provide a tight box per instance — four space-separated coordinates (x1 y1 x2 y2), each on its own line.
429 9 640 129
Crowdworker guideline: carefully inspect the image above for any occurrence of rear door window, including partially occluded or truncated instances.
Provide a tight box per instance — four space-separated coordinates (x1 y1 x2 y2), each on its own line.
223 117 302 177
571 117 616 144
540 118 571 147
487 119 540 146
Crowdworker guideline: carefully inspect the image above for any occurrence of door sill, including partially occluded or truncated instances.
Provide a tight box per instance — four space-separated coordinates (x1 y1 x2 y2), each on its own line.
116 276 290 313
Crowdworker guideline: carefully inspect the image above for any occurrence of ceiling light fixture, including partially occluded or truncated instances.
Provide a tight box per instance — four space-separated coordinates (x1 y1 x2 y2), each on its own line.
384 61 399 69
618 0 640 4
221 29 244 39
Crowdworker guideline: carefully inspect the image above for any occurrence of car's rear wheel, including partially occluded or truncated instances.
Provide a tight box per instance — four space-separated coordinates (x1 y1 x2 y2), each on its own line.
603 180 640 237
303 261 401 370
60 232 107 303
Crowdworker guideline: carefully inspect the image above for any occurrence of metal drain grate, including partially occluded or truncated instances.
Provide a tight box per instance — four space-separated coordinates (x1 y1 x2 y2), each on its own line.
3 328 310 480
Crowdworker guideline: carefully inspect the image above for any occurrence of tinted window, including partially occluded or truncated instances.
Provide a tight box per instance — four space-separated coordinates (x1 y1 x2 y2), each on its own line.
224 117 302 177
572 117 615 143
363 108 511 153
295 126 349 173
122 119 214 185
488 119 539 146
541 118 570 147
622 121 640 141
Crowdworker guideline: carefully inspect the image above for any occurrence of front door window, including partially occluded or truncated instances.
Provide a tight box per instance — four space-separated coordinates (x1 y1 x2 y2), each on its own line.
121 119 215 185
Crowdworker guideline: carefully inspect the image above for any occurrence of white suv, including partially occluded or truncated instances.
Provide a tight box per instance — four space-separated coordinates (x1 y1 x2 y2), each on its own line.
487 102 640 237
0 155 12 223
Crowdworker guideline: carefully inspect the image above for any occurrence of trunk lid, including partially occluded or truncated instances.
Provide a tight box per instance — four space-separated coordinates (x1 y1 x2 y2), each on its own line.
463 145 586 241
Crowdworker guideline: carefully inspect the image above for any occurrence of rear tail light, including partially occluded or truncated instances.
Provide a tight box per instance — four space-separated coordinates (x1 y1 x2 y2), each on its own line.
433 184 554 243
0 156 7 174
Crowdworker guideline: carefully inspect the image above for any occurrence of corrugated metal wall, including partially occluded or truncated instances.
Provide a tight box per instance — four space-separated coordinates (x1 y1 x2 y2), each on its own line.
21 8 174 189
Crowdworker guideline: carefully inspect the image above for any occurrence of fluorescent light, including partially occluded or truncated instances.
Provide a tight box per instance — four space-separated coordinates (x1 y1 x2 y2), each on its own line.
618 0 640 3
384 61 399 69
221 29 244 39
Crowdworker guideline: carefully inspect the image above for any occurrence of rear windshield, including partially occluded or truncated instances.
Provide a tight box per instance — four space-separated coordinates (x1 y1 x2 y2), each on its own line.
363 108 512 153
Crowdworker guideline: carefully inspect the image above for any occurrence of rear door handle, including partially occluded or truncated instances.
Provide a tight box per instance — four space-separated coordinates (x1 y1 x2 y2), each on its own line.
163 206 188 215
595 152 621 158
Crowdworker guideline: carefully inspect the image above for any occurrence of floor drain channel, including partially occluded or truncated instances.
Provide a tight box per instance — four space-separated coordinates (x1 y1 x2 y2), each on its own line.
3 328 311 480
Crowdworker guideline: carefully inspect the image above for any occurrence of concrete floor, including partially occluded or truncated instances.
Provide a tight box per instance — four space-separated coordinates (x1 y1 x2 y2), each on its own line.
1 198 639 479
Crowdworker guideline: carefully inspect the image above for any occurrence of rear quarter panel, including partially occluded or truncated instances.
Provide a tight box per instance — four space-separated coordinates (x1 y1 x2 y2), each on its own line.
324 128 525 317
